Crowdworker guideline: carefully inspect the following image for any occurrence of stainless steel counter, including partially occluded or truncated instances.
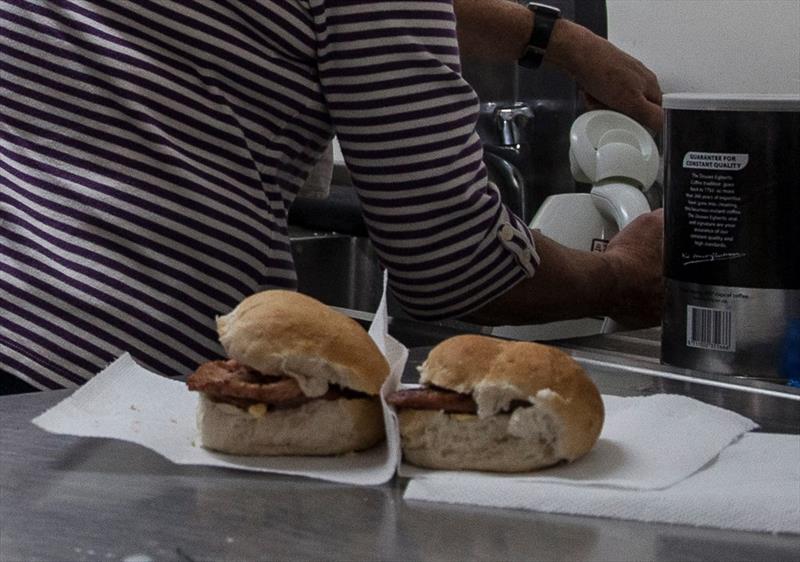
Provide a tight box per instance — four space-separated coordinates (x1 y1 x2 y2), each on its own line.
552 328 800 434
2 341 799 562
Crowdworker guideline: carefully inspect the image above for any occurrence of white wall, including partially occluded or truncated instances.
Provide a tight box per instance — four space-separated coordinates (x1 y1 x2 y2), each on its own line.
606 0 800 94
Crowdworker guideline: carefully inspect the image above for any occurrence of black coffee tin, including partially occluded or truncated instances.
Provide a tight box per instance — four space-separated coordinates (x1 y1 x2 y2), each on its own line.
661 94 800 379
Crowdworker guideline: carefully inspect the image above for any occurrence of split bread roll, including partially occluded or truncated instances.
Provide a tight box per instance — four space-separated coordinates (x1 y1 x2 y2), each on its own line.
187 290 390 456
390 335 604 472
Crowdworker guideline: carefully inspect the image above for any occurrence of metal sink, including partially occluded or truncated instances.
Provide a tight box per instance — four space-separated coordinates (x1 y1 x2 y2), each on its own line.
292 230 383 313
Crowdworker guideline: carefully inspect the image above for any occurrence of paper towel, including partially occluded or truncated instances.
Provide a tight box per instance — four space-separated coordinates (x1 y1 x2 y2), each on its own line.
32 276 407 486
399 393 759 490
404 432 800 534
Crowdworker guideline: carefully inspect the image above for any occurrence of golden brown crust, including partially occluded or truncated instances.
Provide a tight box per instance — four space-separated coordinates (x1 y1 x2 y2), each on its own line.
418 335 604 461
216 290 389 395
418 334 505 394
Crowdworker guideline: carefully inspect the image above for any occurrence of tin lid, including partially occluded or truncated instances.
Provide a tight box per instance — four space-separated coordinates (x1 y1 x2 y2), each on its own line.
663 93 800 112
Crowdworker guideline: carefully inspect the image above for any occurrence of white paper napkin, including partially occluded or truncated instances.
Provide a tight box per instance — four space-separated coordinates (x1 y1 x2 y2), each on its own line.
32 276 408 487
399 393 759 490
404 432 800 535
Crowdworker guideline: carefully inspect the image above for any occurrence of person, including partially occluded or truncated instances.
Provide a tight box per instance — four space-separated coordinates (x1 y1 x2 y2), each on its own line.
0 0 663 392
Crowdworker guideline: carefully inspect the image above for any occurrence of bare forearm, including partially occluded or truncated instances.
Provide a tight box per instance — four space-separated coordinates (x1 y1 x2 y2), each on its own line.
453 0 584 67
466 230 617 326
453 0 663 130
466 211 664 328
452 0 531 61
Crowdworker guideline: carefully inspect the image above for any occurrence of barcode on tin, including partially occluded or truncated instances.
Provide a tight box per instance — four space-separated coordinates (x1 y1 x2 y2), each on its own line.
686 306 735 351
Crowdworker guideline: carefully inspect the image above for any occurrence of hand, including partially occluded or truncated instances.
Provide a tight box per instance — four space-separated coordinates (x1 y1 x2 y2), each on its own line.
603 209 665 328
548 20 664 132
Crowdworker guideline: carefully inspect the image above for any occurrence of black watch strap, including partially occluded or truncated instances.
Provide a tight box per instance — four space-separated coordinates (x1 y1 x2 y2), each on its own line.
519 2 562 69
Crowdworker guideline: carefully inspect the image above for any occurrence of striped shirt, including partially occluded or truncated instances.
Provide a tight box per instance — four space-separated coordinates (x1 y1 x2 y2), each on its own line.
1 0 538 390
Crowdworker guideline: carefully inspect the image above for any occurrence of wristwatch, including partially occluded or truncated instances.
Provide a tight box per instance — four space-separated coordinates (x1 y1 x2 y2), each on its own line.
518 2 562 69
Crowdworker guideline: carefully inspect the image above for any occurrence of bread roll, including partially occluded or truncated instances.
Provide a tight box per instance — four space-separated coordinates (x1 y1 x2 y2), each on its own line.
397 335 604 472
189 289 390 456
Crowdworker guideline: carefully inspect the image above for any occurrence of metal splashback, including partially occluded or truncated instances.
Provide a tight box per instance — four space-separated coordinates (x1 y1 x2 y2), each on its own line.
460 0 607 222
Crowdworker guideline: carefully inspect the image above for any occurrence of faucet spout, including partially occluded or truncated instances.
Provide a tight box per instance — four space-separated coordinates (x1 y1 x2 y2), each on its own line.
496 103 534 147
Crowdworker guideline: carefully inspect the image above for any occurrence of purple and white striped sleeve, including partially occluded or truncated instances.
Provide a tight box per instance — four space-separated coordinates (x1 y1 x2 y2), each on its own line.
312 0 538 320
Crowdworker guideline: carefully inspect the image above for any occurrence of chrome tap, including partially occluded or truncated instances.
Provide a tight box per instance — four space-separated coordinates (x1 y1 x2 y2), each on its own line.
480 102 536 223
497 103 534 146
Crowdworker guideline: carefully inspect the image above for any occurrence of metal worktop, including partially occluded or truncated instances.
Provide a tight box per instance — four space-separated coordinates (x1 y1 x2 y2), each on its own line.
2 341 799 562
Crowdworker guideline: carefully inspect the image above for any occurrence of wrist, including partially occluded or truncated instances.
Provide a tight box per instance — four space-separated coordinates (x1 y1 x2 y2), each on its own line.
518 2 561 69
543 18 588 74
